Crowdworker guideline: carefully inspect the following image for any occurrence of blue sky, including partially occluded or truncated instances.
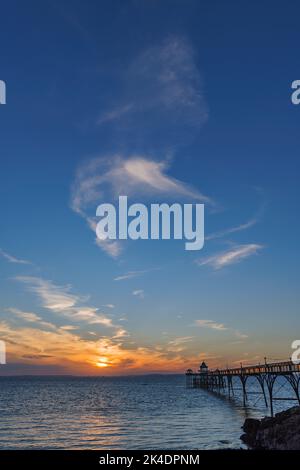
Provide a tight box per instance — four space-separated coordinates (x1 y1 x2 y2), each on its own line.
0 0 299 374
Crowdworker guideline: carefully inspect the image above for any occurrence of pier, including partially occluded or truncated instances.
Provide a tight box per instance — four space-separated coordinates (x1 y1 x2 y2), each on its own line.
186 360 300 416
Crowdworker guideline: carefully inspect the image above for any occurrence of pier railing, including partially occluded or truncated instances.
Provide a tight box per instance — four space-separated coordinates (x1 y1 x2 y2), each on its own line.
186 360 300 416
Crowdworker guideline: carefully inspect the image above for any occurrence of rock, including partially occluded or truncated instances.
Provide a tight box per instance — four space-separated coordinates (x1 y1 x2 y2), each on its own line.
241 406 300 450
243 418 260 434
241 418 261 447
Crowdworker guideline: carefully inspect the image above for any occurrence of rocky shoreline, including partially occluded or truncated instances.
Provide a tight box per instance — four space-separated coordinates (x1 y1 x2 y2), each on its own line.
241 406 300 450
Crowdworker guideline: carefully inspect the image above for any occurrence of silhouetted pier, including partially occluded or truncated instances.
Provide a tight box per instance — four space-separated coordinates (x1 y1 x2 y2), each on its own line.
186 360 300 416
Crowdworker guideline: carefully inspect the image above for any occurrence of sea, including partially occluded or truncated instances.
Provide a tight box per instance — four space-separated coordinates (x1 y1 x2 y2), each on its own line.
0 374 295 450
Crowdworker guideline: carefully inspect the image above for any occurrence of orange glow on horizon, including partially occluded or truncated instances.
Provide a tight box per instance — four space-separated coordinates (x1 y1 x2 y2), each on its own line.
1 320 267 376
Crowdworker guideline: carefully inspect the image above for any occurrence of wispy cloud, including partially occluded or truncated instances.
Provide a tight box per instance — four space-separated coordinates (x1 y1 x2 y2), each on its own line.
70 154 213 257
114 270 148 282
60 325 78 331
206 201 266 241
194 319 228 331
70 36 213 258
97 36 208 135
234 330 248 339
14 276 124 331
196 244 263 270
71 155 212 213
0 249 32 265
132 289 144 299
97 103 134 125
206 218 258 241
193 319 248 341
96 237 122 258
167 336 193 353
15 276 79 311
7 308 56 330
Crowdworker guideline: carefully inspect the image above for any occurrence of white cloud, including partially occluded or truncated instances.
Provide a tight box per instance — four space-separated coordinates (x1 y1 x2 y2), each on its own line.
196 244 263 270
60 325 78 331
8 308 42 323
15 276 79 312
206 218 258 241
194 319 228 331
70 307 115 326
0 249 32 265
7 307 57 331
114 270 147 282
14 276 124 333
71 155 212 214
132 289 144 299
70 154 213 257
109 157 212 202
95 236 122 258
112 328 128 339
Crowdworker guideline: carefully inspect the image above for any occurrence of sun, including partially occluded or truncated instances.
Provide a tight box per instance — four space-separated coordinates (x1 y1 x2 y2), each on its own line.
96 357 110 368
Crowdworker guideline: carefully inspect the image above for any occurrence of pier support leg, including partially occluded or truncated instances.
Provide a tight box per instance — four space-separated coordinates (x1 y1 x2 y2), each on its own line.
227 376 234 396
269 391 274 417
241 378 247 407
285 373 300 405
265 375 276 417
256 376 268 407
261 382 268 407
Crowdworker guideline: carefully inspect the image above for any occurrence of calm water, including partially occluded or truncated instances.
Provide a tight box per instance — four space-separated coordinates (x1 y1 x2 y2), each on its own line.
0 375 295 450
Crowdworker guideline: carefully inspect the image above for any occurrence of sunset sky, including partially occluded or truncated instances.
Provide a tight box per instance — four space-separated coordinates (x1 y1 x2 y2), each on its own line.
0 0 300 375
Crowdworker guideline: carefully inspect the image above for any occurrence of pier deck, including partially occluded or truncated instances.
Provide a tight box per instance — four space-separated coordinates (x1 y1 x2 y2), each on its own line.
186 360 300 416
